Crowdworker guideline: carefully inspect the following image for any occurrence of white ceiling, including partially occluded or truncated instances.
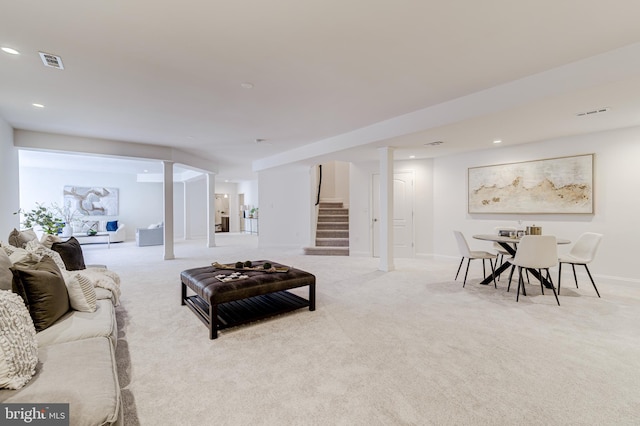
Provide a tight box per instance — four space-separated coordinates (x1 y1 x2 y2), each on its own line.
2 1 640 180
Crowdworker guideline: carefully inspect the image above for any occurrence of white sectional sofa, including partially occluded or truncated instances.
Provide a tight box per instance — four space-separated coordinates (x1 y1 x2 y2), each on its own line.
0 229 123 425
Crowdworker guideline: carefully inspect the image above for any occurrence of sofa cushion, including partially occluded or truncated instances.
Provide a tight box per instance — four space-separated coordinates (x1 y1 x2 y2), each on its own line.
36 299 116 348
11 256 70 332
0 250 12 291
7 228 38 249
106 220 118 232
94 287 115 302
63 274 97 313
51 237 86 271
0 337 122 425
0 290 38 390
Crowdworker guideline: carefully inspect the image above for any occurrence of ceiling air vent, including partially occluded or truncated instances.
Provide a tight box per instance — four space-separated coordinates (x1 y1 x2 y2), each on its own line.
576 107 609 117
39 51 64 70
424 141 444 146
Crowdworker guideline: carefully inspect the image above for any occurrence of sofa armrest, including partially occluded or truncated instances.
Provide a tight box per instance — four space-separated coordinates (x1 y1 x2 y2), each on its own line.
107 223 126 243
135 227 163 246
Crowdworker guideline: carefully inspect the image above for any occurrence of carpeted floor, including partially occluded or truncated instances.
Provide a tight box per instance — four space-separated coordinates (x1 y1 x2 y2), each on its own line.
82 234 640 425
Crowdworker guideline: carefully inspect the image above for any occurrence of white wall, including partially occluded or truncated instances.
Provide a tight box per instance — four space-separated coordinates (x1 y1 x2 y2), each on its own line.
258 165 312 249
319 161 350 206
433 126 640 282
238 180 258 208
0 119 20 236
349 158 434 257
19 166 165 241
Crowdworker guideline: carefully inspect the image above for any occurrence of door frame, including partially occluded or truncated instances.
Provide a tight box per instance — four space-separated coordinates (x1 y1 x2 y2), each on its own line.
371 170 415 258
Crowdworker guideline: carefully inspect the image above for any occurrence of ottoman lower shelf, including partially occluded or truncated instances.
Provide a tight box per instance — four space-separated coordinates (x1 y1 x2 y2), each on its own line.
184 290 310 334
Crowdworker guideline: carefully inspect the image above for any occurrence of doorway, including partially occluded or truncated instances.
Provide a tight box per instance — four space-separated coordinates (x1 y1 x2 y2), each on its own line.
372 171 414 258
215 193 229 232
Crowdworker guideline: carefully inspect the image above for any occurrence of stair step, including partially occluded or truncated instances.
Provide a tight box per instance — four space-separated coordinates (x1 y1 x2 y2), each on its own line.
319 208 349 215
318 202 344 208
303 246 349 256
318 215 348 222
317 222 349 230
316 238 349 247
316 230 349 238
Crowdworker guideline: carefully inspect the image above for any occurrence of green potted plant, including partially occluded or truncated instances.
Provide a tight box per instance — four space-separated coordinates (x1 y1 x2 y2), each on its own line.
14 203 63 235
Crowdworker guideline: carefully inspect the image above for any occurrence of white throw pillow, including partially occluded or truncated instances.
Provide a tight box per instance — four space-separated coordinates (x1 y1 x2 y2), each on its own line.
25 240 67 272
40 234 62 249
63 274 97 312
8 248 42 268
0 250 12 291
0 290 38 389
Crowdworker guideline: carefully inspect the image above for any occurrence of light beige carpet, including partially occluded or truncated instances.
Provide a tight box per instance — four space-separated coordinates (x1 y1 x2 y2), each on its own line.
82 234 640 425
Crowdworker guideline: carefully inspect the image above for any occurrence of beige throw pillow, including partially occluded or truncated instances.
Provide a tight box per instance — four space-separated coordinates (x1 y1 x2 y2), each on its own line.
64 273 97 312
8 228 38 249
40 234 62 249
0 250 12 291
9 248 42 268
0 290 38 389
25 240 67 272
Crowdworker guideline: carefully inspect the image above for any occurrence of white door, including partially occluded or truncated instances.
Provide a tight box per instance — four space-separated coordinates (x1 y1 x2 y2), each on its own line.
372 171 414 258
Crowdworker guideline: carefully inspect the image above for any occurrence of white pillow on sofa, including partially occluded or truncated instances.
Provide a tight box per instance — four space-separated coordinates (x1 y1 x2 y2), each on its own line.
8 247 42 268
25 240 67 272
63 273 97 312
0 249 12 291
0 290 38 389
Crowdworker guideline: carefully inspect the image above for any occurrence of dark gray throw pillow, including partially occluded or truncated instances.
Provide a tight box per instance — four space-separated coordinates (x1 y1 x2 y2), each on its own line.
51 237 86 271
11 255 70 332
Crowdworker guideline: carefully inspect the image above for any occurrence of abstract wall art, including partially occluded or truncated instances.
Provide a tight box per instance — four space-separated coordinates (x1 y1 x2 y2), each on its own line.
468 154 594 214
63 186 119 216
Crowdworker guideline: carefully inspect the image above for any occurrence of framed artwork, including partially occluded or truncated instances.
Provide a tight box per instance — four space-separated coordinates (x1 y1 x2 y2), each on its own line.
468 154 594 214
63 186 119 216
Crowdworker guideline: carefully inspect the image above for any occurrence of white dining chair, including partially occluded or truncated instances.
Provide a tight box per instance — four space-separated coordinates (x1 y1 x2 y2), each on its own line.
453 231 497 288
558 232 603 297
507 235 560 305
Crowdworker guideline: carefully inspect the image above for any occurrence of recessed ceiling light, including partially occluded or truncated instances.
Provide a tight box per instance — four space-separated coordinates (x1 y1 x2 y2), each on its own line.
143 169 149 173
240 82 254 89
32 103 45 108
493 140 502 144
409 155 416 159
1 47 20 55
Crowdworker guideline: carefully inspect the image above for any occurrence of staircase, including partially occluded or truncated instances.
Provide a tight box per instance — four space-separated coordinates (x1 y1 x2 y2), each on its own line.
303 201 349 256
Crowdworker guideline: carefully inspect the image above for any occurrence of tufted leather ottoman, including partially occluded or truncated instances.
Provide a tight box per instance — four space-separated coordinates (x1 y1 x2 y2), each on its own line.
181 260 315 339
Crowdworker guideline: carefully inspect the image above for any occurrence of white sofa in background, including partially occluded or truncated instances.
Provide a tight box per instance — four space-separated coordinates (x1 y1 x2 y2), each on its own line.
73 220 126 245
136 226 163 247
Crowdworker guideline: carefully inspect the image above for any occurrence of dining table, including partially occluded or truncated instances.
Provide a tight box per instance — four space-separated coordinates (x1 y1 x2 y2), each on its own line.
473 234 571 288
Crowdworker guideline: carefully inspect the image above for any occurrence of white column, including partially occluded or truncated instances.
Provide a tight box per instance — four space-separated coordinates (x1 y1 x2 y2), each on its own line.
206 173 216 247
378 147 394 272
183 182 190 240
163 161 175 260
